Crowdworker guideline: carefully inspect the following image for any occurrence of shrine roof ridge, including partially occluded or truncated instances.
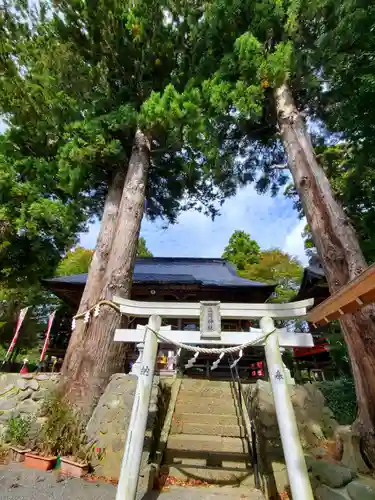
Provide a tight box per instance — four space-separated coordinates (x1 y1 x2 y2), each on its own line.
43 257 276 290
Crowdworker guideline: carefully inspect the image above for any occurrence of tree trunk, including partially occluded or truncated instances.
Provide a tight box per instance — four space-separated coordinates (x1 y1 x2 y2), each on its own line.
61 129 150 416
79 169 126 312
61 169 126 380
275 82 375 464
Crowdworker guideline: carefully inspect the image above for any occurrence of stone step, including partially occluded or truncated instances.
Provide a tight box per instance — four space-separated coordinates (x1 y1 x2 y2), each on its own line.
160 464 255 486
181 380 234 389
171 421 246 438
164 454 250 470
166 434 249 454
178 389 235 399
174 412 241 427
174 398 239 416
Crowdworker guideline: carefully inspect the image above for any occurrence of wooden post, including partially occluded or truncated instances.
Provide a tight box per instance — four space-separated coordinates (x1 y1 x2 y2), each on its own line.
116 314 161 500
261 316 314 500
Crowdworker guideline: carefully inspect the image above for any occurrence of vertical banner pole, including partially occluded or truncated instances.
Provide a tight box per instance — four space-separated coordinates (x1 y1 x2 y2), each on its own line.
3 307 29 363
40 311 56 363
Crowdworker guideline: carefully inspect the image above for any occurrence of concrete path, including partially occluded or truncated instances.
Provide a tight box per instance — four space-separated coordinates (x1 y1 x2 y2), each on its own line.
0 464 264 500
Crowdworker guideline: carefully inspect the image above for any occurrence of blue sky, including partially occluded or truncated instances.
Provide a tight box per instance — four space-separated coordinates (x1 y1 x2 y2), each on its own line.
79 184 308 265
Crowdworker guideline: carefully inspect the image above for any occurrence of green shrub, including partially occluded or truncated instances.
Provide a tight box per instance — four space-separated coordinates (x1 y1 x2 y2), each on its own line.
318 378 357 425
38 392 85 457
5 415 31 447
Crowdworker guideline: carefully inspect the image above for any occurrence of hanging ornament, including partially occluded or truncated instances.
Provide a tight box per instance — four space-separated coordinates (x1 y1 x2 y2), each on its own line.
84 311 90 323
185 351 199 369
72 317 76 331
94 304 100 317
252 370 257 377
211 352 224 371
257 369 264 377
257 361 263 369
230 349 243 369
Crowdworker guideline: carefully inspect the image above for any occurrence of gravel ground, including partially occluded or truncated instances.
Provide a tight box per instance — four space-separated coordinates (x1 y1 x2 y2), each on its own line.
0 464 263 500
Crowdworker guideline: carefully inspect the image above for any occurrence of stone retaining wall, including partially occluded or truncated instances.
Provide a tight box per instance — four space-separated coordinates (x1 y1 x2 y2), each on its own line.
246 380 375 499
0 371 168 495
86 374 161 482
307 458 375 499
0 373 60 437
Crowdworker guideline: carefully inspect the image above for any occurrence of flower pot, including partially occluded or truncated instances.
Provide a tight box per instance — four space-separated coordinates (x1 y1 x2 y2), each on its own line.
24 453 57 471
9 446 32 463
60 456 89 478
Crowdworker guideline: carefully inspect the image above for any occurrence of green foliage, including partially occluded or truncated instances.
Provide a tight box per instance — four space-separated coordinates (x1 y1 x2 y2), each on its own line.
222 231 303 302
286 143 375 264
5 415 31 447
0 0 245 297
222 230 260 271
245 249 303 302
137 237 153 258
318 378 357 426
298 1 375 153
56 247 94 277
39 392 85 457
56 238 153 276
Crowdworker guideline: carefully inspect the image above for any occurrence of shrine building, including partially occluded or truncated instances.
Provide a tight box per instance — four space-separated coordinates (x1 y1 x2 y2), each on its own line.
43 257 275 378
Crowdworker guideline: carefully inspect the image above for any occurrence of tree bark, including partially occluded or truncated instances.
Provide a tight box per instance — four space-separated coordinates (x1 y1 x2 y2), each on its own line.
275 82 375 464
61 129 150 417
61 169 126 380
79 169 126 312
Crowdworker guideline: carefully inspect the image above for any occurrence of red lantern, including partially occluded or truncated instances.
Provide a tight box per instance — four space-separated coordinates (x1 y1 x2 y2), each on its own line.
252 370 257 377
257 369 264 377
257 361 263 368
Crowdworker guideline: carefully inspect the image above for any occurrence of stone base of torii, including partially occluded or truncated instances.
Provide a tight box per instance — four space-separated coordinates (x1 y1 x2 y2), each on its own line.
112 298 315 500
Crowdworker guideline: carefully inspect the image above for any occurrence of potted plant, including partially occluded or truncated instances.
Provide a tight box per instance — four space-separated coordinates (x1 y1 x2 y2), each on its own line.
25 392 63 470
60 452 89 478
25 391 90 476
24 448 57 471
6 415 32 462
60 410 90 478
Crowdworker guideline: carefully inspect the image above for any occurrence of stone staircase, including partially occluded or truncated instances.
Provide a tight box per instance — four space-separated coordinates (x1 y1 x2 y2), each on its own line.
161 379 255 486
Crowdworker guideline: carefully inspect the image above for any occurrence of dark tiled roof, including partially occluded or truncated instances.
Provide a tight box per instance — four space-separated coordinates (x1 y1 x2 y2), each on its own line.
293 257 328 302
44 257 274 289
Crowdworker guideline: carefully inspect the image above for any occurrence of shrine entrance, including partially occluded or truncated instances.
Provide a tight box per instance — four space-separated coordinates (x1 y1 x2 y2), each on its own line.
112 296 315 500
178 345 265 380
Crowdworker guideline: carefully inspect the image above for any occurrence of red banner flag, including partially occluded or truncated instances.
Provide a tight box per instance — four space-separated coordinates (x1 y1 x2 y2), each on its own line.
40 311 56 362
5 307 29 359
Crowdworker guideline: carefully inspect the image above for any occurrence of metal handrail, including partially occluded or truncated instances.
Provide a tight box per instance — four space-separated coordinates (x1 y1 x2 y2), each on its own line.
228 356 261 490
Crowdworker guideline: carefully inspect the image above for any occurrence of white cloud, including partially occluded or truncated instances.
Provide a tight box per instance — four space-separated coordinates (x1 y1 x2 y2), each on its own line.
79 185 307 266
141 184 297 257
282 218 309 266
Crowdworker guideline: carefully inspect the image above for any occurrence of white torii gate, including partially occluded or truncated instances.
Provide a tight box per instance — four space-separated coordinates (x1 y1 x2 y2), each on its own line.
113 297 315 500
